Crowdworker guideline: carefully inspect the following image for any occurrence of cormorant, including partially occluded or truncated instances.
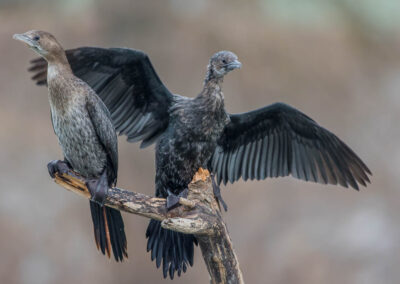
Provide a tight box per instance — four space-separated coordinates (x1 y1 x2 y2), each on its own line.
28 47 371 279
14 31 127 262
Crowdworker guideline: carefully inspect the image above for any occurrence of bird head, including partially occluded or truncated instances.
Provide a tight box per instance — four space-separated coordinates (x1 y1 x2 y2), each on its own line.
13 30 65 62
207 51 241 79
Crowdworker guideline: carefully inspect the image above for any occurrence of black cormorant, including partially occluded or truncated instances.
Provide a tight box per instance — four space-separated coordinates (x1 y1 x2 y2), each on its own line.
29 47 371 279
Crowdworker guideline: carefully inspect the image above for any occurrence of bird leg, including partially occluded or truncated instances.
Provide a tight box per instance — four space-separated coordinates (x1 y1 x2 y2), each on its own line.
211 173 228 212
86 169 109 206
166 188 189 210
47 159 71 178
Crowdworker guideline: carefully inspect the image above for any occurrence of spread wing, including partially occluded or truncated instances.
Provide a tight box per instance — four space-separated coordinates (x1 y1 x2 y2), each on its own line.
29 47 175 148
86 93 119 185
211 103 371 190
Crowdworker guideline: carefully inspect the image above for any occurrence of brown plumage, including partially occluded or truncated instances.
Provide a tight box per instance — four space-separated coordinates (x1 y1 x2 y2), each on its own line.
27 47 372 279
14 30 127 261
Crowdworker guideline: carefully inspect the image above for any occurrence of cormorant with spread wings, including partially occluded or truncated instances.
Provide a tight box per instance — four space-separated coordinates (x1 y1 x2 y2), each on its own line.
29 48 371 279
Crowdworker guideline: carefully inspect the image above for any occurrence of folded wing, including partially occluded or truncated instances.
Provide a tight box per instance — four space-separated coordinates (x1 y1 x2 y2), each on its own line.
211 102 371 189
86 93 119 184
30 47 175 147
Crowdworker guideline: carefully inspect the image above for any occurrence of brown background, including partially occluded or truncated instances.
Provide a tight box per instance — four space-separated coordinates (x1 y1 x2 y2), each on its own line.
1 1 399 283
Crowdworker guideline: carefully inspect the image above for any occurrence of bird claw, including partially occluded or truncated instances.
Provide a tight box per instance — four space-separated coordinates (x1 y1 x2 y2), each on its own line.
47 160 70 178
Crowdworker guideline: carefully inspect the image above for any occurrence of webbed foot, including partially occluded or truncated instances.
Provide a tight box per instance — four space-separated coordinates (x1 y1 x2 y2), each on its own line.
86 169 108 205
47 160 71 178
166 188 189 210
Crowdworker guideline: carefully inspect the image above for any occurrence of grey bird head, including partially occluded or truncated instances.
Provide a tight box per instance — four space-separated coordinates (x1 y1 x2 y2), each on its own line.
13 30 65 62
208 51 241 78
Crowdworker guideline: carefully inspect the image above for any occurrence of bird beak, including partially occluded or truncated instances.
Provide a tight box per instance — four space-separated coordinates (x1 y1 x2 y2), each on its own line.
13 33 37 48
226 60 242 71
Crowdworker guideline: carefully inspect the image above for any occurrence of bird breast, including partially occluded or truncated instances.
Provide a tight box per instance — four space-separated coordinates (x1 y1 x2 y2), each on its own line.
51 102 107 178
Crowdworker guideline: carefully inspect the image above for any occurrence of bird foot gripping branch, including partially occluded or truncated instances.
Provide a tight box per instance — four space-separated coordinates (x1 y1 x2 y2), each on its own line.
51 166 244 283
53 167 219 235
162 168 222 235
52 167 204 215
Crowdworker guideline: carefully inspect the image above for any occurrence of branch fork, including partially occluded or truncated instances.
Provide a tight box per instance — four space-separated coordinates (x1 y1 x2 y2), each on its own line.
52 167 244 284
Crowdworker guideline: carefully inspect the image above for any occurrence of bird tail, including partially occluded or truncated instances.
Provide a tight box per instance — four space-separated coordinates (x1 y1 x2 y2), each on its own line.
89 201 128 261
146 219 198 279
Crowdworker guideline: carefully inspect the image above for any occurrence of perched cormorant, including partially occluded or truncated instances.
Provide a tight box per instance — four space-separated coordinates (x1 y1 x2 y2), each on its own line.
14 31 127 262
28 47 371 279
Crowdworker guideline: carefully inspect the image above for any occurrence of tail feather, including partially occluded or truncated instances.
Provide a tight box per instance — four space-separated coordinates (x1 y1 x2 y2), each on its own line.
90 201 128 261
106 206 128 261
146 219 197 279
102 207 112 257
90 201 100 251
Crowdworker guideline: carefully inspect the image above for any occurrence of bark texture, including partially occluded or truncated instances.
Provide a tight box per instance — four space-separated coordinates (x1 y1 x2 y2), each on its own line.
52 168 244 284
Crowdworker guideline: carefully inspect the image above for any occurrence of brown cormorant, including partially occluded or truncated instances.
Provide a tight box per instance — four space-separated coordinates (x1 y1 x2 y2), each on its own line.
14 32 127 262
28 47 371 279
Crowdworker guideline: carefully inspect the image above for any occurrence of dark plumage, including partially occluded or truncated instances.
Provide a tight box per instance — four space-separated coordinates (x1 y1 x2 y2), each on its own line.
29 47 371 279
15 31 127 261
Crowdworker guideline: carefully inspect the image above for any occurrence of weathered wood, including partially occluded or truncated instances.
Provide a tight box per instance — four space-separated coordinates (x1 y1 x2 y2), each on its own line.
52 167 244 284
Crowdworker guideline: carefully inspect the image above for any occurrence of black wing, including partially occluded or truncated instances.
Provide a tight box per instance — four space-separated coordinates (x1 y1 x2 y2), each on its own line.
30 47 174 148
86 93 119 185
211 103 371 190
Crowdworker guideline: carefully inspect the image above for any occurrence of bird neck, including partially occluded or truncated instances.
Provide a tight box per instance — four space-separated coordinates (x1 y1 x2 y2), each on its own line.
198 70 225 109
204 67 224 87
46 52 72 81
46 53 75 114
201 77 223 99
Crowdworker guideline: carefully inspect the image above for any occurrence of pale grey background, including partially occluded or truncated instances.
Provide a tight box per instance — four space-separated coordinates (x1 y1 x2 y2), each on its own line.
0 1 399 283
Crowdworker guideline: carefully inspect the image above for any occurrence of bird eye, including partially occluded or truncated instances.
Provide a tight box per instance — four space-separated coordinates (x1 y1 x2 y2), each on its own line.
222 59 227 64
33 35 40 41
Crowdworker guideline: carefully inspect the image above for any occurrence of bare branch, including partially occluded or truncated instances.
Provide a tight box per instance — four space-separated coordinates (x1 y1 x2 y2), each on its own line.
52 168 244 283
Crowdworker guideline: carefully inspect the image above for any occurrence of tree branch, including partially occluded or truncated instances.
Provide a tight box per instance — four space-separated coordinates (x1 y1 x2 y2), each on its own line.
52 168 244 284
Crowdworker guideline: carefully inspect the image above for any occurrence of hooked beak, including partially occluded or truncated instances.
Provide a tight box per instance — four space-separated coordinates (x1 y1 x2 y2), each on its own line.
13 33 37 48
226 60 242 71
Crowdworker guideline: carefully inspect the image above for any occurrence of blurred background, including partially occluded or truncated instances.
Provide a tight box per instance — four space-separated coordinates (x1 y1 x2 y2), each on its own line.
1 0 399 283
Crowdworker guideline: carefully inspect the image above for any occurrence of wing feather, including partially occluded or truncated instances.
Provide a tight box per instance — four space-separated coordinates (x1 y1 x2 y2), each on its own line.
211 102 371 190
29 47 177 147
